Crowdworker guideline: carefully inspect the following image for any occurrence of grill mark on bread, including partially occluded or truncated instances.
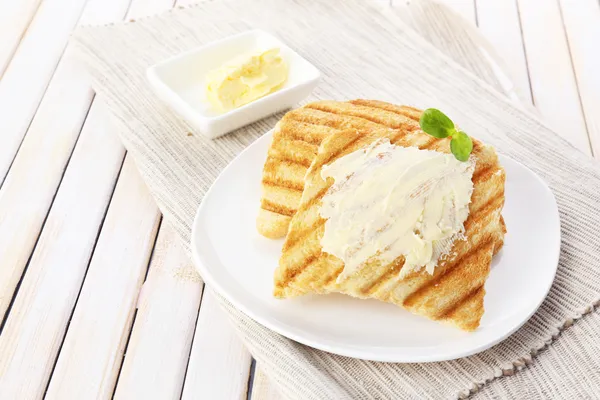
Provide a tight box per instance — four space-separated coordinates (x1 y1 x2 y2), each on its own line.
285 253 344 290
472 165 494 183
389 131 411 144
351 99 422 114
402 236 494 308
304 104 395 129
261 199 296 217
360 262 403 295
265 155 312 171
401 105 422 113
268 152 313 169
320 134 364 167
283 218 326 250
350 99 423 114
261 178 304 193
299 186 331 214
493 233 505 256
323 266 345 287
420 137 446 150
278 122 335 145
350 99 422 122
473 165 500 183
321 105 423 146
269 134 318 155
280 133 324 146
286 108 382 131
389 131 441 150
282 119 349 135
382 127 427 147
310 101 421 129
440 285 485 320
464 195 503 231
284 253 319 282
413 136 439 150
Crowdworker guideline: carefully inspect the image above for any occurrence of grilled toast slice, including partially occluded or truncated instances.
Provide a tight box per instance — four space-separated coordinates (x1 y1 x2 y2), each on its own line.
274 118 506 331
257 100 422 238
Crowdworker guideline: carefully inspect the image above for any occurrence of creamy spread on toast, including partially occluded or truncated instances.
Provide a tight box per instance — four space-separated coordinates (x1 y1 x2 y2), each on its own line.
319 139 475 281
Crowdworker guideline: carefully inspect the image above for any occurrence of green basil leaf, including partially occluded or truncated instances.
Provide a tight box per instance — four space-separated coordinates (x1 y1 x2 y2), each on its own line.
419 108 454 138
450 131 473 162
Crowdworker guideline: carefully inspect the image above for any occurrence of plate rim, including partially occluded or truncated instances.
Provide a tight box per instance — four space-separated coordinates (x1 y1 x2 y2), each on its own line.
191 130 561 363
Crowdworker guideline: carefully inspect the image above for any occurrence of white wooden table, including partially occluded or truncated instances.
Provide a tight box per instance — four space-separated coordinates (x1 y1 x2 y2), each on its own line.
0 0 598 398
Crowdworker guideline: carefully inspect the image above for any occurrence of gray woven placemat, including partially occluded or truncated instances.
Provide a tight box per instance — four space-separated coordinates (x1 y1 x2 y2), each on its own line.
72 0 600 398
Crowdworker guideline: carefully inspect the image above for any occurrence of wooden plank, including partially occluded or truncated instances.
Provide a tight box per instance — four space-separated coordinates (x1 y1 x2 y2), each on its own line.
517 0 591 153
44 157 161 399
0 0 132 327
475 0 533 105
113 224 203 400
558 0 600 156
181 290 253 400
0 0 43 78
0 0 90 185
250 366 281 400
0 103 126 400
0 48 92 321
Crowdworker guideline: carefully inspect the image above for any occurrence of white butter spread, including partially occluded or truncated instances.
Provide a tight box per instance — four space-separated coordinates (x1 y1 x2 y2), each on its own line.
319 139 475 281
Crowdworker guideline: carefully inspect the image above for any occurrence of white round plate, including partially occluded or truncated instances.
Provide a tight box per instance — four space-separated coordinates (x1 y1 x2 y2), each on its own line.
191 130 560 362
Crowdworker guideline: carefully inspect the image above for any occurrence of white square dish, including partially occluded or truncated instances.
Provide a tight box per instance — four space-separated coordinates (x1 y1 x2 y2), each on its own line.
146 30 321 139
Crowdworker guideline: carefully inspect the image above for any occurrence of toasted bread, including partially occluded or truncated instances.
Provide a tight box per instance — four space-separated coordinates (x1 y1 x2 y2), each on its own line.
257 100 422 238
274 107 506 331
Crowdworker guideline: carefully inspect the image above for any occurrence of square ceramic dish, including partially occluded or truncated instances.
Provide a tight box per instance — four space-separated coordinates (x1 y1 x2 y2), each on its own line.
146 30 321 138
